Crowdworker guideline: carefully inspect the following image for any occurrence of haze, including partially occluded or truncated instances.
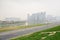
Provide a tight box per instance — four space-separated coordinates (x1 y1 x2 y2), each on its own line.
0 0 60 20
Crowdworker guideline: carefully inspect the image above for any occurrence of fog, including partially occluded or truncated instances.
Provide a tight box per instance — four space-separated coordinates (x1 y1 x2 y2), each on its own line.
0 0 60 20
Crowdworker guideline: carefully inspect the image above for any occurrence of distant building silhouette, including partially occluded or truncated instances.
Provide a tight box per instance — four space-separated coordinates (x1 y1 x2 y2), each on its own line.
46 15 57 22
27 12 46 25
4 17 20 21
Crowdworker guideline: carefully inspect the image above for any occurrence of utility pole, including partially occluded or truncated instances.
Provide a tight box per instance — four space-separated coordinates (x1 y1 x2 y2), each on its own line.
27 14 30 26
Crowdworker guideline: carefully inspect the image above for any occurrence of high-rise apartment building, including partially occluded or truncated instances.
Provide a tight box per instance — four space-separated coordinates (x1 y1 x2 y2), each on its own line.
27 12 46 25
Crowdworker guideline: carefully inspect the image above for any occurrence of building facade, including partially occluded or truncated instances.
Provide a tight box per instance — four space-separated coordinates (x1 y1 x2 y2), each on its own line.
27 12 46 25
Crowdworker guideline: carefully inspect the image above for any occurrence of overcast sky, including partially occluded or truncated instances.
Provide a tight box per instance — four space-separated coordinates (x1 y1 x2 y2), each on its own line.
0 0 60 20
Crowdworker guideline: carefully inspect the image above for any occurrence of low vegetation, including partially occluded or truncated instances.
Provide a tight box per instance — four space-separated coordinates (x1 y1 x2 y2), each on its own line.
0 24 44 32
11 25 60 40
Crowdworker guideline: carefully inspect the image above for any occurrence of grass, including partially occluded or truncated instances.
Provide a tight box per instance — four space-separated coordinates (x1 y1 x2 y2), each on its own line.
11 25 60 40
42 25 60 32
0 24 44 32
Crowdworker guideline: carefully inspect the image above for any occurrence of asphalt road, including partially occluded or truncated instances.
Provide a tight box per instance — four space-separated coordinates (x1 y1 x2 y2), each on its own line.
0 23 60 40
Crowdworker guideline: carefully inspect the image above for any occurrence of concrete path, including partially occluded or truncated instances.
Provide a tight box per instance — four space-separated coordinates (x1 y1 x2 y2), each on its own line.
0 23 60 40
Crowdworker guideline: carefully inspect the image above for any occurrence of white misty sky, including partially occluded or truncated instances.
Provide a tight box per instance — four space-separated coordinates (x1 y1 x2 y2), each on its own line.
0 0 60 20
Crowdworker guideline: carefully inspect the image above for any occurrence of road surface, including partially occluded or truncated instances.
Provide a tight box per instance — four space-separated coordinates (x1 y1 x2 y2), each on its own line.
0 23 60 40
